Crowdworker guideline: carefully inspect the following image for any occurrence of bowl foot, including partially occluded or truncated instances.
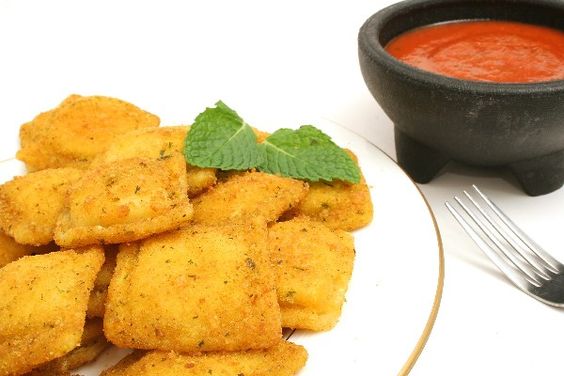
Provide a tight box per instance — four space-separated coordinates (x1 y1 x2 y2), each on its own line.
393 127 564 196
394 127 449 183
509 150 564 196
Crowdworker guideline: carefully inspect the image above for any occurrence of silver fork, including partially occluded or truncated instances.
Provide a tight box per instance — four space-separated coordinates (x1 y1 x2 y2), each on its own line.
446 185 564 307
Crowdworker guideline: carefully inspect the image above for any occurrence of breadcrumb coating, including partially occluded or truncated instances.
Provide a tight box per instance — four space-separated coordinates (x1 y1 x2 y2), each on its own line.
0 247 104 375
104 223 281 353
17 95 159 171
290 151 372 231
101 340 307 376
0 167 83 245
26 319 110 375
54 155 192 247
269 217 354 331
0 231 33 267
192 171 308 225
93 125 217 197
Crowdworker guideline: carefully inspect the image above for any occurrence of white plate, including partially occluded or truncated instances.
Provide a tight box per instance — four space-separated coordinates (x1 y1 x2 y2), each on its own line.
273 120 444 375
0 119 443 375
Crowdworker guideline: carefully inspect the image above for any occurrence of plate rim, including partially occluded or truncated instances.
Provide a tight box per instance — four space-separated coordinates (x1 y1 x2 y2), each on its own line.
398 182 444 375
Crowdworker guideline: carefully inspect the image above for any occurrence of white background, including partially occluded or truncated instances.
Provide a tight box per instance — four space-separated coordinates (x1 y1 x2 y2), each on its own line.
1 1 564 374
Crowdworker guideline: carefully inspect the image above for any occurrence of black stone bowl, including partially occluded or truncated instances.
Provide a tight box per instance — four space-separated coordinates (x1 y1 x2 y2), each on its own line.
358 0 564 196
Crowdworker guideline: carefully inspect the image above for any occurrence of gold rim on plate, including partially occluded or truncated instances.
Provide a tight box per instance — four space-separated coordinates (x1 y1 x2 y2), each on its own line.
398 184 444 375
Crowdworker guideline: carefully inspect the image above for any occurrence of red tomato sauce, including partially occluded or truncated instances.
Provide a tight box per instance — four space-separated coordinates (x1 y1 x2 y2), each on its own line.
385 20 564 83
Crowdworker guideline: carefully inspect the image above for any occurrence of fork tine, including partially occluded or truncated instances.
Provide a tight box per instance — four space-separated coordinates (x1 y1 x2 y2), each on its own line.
472 185 560 273
463 190 551 280
451 196 544 286
445 201 541 289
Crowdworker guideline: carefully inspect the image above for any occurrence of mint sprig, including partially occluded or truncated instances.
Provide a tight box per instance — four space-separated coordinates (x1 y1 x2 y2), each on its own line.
258 125 360 183
184 101 262 170
184 102 361 184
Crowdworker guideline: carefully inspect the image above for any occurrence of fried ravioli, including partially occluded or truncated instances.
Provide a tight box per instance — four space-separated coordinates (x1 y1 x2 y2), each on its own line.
0 167 83 245
0 247 105 375
54 155 192 247
87 246 118 318
192 171 308 225
8 94 375 373
93 126 217 197
92 126 189 165
101 340 307 376
0 231 33 267
0 234 56 269
26 319 110 375
104 223 281 353
17 95 160 171
290 151 372 231
269 217 355 331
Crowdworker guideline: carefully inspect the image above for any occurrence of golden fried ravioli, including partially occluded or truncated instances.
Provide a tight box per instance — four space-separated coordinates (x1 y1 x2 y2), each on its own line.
26 319 110 375
192 171 308 225
0 233 56 269
0 231 33 267
101 340 307 376
54 155 192 247
93 126 217 197
0 247 104 375
87 246 118 318
184 163 218 197
0 167 83 245
92 126 189 165
291 151 372 231
104 223 281 353
269 217 355 331
17 95 160 171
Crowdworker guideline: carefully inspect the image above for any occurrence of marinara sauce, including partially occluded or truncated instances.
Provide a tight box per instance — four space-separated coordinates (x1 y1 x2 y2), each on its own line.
385 20 564 83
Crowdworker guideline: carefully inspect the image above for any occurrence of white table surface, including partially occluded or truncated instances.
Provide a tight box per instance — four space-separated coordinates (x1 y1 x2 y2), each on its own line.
1 1 563 375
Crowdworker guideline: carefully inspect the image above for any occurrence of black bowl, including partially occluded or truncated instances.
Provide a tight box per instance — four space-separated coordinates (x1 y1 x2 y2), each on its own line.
358 0 564 196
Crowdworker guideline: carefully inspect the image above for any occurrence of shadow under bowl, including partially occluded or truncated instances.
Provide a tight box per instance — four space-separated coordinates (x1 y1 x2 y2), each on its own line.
358 0 564 196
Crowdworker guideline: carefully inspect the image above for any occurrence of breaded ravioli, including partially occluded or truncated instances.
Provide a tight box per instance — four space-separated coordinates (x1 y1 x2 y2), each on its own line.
93 126 217 197
101 340 307 376
104 223 281 353
87 246 118 318
0 240 60 269
192 171 309 225
54 155 192 247
0 167 83 245
17 95 160 171
91 126 189 166
0 247 104 375
26 319 110 375
269 217 355 331
290 151 372 231
0 231 33 267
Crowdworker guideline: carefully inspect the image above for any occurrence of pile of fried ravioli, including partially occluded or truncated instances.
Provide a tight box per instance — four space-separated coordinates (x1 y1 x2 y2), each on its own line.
0 95 373 376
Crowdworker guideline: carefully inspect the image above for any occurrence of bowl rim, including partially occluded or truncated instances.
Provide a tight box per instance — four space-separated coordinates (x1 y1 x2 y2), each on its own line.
358 0 564 95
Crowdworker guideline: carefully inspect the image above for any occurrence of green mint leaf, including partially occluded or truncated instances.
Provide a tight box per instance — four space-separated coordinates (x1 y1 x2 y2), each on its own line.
257 125 361 184
184 101 263 170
